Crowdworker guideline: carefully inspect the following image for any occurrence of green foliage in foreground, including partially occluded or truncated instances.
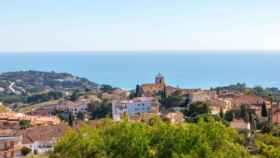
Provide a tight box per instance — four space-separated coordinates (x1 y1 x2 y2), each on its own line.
255 133 280 158
51 117 250 158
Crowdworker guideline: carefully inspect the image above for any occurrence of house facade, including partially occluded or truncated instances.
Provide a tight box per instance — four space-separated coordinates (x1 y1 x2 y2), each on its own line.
0 136 22 158
19 124 69 155
112 97 159 121
272 104 280 124
54 101 89 116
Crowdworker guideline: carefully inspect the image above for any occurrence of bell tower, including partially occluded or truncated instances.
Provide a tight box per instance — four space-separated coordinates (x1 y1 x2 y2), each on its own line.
155 73 165 85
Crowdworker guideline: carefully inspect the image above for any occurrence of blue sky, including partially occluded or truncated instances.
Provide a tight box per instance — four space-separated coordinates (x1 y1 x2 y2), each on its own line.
0 0 280 52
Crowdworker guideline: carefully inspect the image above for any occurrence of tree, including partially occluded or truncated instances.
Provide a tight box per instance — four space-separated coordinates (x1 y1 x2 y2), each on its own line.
255 133 280 158
184 101 211 118
224 110 235 122
261 102 268 117
239 104 250 122
219 107 224 119
68 112 74 127
135 84 142 97
21 146 32 156
162 95 185 109
88 100 112 119
100 84 114 93
19 120 31 129
253 86 266 96
70 90 79 101
77 111 85 120
161 85 167 100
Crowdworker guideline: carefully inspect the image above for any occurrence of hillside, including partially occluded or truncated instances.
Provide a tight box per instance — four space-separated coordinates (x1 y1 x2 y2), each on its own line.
0 70 98 95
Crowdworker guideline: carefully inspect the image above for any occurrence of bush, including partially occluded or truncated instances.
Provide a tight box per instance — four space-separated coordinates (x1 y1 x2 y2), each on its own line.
19 120 31 129
21 146 32 156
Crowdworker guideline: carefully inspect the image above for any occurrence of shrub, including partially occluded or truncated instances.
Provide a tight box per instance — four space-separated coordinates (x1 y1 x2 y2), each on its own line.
19 120 31 129
21 146 32 156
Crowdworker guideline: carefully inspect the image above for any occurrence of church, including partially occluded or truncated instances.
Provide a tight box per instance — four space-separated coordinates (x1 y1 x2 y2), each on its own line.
140 73 166 97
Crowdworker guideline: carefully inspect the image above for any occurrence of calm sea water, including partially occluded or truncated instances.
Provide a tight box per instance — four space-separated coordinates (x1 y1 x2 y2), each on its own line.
0 51 279 89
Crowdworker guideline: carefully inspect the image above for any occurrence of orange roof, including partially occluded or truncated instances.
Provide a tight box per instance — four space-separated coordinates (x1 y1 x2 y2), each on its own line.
16 123 70 144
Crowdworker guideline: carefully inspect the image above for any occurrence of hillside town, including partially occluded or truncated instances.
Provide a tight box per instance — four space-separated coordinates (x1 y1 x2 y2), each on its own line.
1 72 280 158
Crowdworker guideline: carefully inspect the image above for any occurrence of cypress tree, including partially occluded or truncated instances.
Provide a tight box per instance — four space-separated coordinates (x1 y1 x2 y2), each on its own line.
219 107 224 119
136 84 141 97
261 102 268 117
68 112 74 127
162 86 167 99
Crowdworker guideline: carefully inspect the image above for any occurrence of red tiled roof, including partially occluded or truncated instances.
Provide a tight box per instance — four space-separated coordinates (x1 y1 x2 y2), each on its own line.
231 95 265 107
15 123 70 144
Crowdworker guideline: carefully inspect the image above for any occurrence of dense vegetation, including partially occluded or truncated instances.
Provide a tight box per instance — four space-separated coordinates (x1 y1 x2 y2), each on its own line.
51 117 250 158
0 71 98 104
255 133 280 157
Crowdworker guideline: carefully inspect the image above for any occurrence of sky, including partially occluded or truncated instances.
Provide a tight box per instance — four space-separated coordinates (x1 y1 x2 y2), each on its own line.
0 0 280 52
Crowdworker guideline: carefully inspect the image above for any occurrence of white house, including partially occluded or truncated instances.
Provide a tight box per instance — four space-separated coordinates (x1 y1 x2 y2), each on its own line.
19 124 68 155
112 97 159 121
55 100 89 116
24 140 54 154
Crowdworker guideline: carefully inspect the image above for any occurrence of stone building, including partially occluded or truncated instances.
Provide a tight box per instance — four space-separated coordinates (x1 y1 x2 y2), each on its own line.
140 73 165 97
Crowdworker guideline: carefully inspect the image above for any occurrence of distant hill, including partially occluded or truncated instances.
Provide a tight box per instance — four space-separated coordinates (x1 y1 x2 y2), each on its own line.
0 70 98 95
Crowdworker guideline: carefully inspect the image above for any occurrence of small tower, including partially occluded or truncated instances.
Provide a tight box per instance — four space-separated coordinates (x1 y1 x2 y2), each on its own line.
155 73 165 85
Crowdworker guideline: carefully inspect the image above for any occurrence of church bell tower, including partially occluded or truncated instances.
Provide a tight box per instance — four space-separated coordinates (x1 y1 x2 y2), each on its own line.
155 73 165 85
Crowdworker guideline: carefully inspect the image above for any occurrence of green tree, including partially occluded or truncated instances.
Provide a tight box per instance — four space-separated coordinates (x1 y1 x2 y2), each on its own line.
161 85 167 100
162 95 185 109
261 102 268 117
19 120 31 129
21 146 32 156
240 104 250 122
100 84 114 93
184 101 211 118
136 84 142 97
68 112 74 127
70 90 79 101
255 133 280 158
88 100 112 119
219 107 224 119
77 111 85 120
224 110 235 122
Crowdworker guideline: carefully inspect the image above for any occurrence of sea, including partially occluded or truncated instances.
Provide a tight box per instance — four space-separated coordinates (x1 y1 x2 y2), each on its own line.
0 51 279 90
